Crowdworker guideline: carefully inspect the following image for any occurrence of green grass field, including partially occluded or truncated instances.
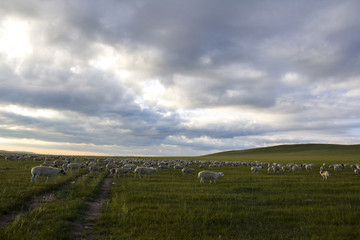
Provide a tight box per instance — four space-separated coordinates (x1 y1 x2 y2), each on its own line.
1 144 360 239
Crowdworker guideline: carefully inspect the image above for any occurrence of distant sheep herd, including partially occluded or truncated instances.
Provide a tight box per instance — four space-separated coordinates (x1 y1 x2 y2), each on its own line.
2 154 360 184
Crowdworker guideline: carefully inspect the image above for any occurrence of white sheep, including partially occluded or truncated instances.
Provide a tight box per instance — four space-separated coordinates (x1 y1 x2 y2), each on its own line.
30 166 66 184
134 166 156 178
67 163 85 171
320 170 331 179
123 163 137 170
281 165 291 172
116 167 131 177
54 160 66 167
182 168 195 174
106 163 119 171
354 169 360 175
304 164 314 171
292 165 302 171
89 164 102 172
267 166 275 173
40 161 56 167
251 166 262 173
333 164 344 171
198 171 224 184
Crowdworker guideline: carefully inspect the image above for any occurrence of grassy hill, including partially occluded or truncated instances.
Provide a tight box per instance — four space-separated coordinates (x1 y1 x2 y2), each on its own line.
201 143 360 163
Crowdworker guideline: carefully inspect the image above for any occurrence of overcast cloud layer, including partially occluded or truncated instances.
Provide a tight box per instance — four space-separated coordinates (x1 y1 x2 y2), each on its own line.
0 0 360 156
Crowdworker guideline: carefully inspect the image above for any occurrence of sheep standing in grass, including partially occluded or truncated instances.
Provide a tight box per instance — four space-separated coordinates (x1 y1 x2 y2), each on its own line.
251 166 262 173
30 166 65 184
281 165 291 172
198 171 224 184
116 167 131 177
182 168 195 174
41 161 57 167
354 169 360 176
67 163 85 171
134 166 156 178
89 164 102 172
304 164 314 171
292 165 302 171
320 170 331 179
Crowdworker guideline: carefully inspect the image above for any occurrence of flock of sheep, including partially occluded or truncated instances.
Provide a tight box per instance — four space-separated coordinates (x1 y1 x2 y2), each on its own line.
25 156 225 184
249 161 360 179
4 154 360 184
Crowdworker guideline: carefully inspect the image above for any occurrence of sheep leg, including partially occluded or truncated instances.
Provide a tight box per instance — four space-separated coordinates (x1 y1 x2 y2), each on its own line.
35 175 38 184
52 176 56 183
30 175 34 183
200 178 204 184
45 177 49 183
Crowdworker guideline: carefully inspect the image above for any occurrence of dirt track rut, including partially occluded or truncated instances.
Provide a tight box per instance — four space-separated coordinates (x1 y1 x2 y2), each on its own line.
72 174 113 240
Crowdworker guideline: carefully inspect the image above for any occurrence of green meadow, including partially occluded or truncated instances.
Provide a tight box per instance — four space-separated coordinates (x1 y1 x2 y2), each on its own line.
1 144 360 239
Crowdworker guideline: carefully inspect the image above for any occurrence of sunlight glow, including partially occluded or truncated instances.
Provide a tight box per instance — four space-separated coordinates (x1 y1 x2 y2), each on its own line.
0 105 60 119
0 18 33 59
142 79 166 102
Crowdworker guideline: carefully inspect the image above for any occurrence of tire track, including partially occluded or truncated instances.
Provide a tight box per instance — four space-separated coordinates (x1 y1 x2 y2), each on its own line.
71 174 113 240
0 171 91 228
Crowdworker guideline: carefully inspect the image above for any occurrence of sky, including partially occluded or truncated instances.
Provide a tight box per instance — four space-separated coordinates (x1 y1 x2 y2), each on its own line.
0 0 360 156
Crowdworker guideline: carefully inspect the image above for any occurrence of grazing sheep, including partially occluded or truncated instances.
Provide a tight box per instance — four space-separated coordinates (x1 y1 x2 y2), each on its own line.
67 163 85 171
54 160 66 167
89 164 102 172
281 165 291 172
199 164 206 169
198 171 224 184
251 166 262 173
40 161 57 167
320 170 331 179
292 165 302 171
116 167 131 177
106 163 119 171
30 166 65 184
134 166 156 178
123 163 137 170
333 164 344 171
304 164 314 171
182 168 195 174
354 169 360 175
173 165 184 170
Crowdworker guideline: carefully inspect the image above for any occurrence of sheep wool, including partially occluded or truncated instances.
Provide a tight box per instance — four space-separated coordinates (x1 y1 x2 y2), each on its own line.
198 171 224 184
134 166 156 178
67 163 85 171
320 170 331 179
30 166 65 184
116 167 131 177
182 168 195 174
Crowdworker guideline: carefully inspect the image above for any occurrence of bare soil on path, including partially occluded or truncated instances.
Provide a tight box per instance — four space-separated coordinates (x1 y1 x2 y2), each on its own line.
72 174 113 240
0 173 90 228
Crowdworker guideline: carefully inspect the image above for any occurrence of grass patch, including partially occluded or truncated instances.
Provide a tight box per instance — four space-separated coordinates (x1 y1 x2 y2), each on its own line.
93 165 360 240
0 158 88 215
0 171 107 240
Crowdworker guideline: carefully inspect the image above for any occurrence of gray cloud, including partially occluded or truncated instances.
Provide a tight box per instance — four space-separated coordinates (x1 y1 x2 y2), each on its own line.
0 0 360 155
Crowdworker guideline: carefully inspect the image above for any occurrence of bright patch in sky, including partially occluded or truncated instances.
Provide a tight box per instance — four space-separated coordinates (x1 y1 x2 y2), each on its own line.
0 1 360 156
0 18 33 59
0 105 60 119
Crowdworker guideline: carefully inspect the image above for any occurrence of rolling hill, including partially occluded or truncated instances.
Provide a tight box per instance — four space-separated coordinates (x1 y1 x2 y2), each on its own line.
201 143 360 162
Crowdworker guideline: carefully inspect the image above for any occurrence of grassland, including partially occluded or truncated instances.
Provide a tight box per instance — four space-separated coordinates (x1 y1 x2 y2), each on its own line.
1 144 360 239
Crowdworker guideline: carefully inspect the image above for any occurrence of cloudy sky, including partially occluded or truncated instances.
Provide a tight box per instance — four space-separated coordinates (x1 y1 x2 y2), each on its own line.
0 0 360 156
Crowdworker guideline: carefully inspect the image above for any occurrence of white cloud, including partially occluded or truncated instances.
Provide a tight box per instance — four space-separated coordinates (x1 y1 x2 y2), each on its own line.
0 18 33 59
0 0 360 156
